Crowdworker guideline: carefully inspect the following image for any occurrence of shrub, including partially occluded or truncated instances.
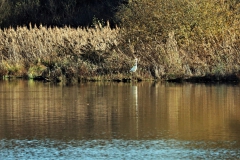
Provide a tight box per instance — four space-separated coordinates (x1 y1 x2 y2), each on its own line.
115 0 240 78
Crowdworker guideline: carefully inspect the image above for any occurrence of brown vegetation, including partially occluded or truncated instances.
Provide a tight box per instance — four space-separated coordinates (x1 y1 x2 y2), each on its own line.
116 0 240 82
1 0 240 83
0 22 145 83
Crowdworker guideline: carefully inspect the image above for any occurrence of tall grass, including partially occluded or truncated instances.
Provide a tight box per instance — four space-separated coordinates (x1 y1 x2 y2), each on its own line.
0 22 148 82
0 23 116 78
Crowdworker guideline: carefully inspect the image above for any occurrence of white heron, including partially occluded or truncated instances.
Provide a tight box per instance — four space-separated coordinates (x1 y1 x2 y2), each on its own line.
130 58 138 73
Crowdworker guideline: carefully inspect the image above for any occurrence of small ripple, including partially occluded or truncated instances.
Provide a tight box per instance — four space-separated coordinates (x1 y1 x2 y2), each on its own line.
0 139 239 159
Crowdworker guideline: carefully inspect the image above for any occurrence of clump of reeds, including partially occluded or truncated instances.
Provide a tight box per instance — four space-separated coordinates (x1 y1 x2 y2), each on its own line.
0 20 150 82
0 22 141 81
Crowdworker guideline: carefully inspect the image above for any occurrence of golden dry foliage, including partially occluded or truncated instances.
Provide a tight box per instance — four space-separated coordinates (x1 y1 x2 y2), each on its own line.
0 22 122 78
1 0 240 81
0 23 119 62
116 0 240 79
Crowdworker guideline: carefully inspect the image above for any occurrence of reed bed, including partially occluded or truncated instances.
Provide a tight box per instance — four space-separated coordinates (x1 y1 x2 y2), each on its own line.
1 23 240 83
0 22 138 82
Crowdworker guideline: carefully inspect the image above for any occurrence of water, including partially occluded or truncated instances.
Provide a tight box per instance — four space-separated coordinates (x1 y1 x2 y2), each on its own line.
0 80 240 159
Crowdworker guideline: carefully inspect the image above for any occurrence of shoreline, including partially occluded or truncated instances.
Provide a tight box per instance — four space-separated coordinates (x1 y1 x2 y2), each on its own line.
2 71 240 85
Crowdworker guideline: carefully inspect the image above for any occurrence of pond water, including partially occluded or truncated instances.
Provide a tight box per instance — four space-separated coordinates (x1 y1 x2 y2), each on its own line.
0 80 240 159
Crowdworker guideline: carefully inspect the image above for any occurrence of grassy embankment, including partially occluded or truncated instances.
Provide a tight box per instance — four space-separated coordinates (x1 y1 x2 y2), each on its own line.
1 0 240 83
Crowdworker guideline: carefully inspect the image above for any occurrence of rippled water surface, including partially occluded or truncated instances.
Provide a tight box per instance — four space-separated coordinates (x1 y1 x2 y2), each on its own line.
0 80 240 159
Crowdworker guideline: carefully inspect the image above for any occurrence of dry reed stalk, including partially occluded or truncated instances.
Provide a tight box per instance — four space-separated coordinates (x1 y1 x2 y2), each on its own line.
0 23 123 80
1 24 118 59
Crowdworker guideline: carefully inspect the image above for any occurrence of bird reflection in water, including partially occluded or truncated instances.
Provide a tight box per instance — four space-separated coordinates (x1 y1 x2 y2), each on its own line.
131 84 138 138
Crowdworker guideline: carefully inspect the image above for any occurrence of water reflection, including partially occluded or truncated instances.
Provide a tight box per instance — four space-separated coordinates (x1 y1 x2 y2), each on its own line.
0 80 240 159
0 81 240 141
131 84 138 138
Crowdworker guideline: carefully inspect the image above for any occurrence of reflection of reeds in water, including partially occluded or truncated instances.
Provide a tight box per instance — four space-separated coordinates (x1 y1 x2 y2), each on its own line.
0 82 240 141
135 82 240 140
161 84 240 141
